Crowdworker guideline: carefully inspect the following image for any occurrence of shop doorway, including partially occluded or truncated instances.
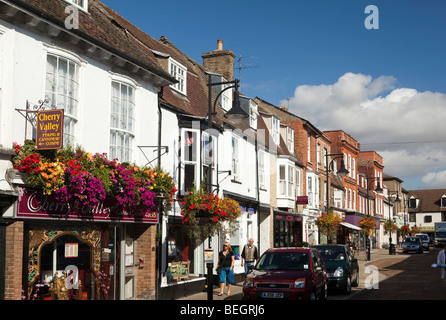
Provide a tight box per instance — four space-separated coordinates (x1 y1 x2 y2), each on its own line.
39 233 93 300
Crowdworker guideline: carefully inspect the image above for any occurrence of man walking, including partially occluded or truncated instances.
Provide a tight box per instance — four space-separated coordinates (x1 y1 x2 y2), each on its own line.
241 238 258 275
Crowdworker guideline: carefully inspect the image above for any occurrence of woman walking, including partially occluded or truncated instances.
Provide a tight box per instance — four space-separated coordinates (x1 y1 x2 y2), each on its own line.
216 241 235 296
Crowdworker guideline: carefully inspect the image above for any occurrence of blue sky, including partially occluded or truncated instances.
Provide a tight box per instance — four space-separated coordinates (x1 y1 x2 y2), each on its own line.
102 0 446 192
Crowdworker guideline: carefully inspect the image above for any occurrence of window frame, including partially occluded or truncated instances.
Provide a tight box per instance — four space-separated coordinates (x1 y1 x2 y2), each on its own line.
109 79 136 163
272 116 280 145
169 58 187 95
181 128 201 194
231 136 240 182
45 51 81 147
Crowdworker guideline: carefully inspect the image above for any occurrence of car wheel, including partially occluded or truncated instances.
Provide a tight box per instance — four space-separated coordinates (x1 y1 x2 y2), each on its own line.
352 270 359 287
345 277 352 295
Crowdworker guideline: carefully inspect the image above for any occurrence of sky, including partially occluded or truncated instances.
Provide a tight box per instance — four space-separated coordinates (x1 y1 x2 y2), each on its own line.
102 0 446 191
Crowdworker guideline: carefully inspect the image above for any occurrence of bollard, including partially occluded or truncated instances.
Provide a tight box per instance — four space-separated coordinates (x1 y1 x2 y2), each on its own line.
206 262 213 301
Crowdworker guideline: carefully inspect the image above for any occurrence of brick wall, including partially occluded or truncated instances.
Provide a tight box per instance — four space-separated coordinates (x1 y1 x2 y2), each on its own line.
132 224 157 300
5 220 24 300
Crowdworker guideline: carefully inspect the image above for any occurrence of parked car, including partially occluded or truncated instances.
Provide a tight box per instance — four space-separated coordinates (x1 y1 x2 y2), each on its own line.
242 247 328 300
311 245 359 295
414 233 430 251
403 237 423 254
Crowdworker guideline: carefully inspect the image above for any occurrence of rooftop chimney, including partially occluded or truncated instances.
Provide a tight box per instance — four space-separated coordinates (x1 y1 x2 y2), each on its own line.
202 39 236 81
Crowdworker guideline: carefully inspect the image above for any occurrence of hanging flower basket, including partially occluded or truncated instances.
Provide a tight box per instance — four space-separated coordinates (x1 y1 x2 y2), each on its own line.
400 225 411 237
359 217 377 235
384 219 399 234
315 211 342 239
180 182 241 239
12 140 176 217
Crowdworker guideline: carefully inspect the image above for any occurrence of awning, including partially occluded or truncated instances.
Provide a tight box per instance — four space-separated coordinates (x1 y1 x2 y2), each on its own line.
340 222 361 231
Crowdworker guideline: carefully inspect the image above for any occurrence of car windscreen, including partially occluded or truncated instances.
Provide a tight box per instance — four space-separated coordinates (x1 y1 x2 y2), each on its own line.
405 238 419 243
256 252 310 271
436 232 446 238
314 246 345 261
416 235 428 240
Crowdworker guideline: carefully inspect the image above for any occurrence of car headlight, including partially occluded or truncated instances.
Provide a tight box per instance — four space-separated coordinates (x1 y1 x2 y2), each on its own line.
333 267 344 277
294 278 306 288
244 278 254 288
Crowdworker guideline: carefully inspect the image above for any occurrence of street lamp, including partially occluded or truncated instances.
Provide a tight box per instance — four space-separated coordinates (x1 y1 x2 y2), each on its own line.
325 153 349 213
387 191 401 255
361 175 383 261
204 75 246 301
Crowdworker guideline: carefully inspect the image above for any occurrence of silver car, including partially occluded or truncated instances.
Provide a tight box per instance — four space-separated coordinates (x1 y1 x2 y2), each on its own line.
415 233 430 251
403 237 423 254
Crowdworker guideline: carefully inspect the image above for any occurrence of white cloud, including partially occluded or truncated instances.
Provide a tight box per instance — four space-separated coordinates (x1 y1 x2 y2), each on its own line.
421 170 446 189
283 72 446 189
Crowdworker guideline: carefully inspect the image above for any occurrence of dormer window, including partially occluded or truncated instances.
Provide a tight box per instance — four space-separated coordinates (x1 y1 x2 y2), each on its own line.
272 116 280 145
249 100 258 129
409 196 417 208
441 195 446 207
169 58 187 95
64 0 88 11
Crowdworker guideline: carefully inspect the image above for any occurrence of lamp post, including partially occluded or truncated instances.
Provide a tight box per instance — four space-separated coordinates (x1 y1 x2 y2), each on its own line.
387 191 401 255
204 75 246 301
362 175 383 261
323 153 348 244
325 153 349 212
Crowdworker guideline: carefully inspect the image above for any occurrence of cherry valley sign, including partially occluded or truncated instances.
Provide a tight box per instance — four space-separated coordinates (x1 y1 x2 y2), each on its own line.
15 187 158 224
35 109 64 150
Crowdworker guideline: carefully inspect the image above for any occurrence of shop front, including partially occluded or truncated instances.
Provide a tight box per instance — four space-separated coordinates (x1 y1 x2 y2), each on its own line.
274 210 303 247
13 186 158 300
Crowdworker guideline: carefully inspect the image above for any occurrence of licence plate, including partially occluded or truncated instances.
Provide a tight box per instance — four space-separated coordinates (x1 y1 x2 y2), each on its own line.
261 292 284 299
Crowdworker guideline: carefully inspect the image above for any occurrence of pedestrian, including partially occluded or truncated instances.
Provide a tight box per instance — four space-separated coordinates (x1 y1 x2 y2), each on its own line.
216 241 235 296
241 238 258 275
437 244 446 280
398 235 403 248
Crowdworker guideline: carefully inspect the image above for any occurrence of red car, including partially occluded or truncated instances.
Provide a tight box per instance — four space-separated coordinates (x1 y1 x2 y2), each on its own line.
242 247 328 300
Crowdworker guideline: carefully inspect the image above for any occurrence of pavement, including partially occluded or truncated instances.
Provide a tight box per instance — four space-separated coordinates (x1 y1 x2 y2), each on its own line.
176 247 411 301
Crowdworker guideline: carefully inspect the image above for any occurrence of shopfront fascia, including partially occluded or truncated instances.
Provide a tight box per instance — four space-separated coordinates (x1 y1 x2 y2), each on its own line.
12 186 158 300
345 212 381 250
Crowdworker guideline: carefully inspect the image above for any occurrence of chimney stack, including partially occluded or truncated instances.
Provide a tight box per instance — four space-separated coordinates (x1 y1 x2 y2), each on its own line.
202 39 236 81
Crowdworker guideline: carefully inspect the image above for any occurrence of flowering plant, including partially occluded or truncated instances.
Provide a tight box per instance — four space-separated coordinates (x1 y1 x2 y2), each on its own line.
400 224 411 237
181 182 241 238
359 216 377 234
411 226 421 235
384 219 399 233
12 140 176 216
316 211 342 241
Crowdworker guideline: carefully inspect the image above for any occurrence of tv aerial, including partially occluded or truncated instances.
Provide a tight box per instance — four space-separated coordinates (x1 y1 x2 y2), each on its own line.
237 55 259 92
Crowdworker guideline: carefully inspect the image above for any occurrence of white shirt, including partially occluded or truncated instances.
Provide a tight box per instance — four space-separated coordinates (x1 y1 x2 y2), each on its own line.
437 249 446 265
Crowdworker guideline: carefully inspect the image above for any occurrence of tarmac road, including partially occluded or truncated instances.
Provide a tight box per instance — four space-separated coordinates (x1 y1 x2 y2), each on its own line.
176 247 446 301
347 246 446 300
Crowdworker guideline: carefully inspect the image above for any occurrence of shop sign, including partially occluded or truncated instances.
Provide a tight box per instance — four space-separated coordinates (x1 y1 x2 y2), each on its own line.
296 196 308 205
15 187 158 224
35 109 64 150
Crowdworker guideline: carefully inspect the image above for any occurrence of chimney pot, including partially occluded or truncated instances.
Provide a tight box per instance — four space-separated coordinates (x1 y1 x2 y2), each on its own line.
217 39 223 50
